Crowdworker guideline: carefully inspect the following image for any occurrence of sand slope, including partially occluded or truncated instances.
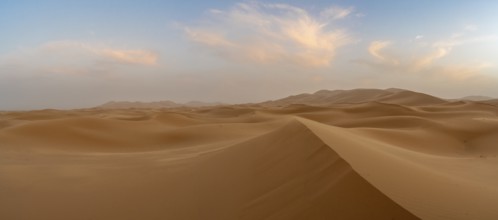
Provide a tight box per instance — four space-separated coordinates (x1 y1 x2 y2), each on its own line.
1 89 498 219
299 118 498 220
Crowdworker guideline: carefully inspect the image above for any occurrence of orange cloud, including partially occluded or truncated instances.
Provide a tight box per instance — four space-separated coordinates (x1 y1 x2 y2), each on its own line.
368 41 398 65
40 41 158 66
184 2 354 67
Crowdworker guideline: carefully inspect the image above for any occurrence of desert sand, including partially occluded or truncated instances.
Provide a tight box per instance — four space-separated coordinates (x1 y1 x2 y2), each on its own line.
1 88 498 220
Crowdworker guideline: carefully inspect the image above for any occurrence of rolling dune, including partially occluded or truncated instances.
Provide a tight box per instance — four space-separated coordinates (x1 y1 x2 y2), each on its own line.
1 89 498 219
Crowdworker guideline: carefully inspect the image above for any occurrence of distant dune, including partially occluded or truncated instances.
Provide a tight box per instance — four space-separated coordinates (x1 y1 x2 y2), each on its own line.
1 88 498 220
456 95 495 101
262 88 446 106
97 100 223 109
483 99 498 106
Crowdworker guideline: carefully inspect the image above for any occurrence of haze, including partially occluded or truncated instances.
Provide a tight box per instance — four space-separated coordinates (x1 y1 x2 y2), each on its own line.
1 0 497 109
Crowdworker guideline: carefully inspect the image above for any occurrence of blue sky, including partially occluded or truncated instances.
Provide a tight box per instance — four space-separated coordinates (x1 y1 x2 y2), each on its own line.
1 0 497 109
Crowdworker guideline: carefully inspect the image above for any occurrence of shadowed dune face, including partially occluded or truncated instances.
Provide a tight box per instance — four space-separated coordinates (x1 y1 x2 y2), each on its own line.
1 90 498 220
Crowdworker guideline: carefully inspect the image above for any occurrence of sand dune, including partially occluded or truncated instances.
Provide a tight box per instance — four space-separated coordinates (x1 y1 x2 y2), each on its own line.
1 89 498 219
483 99 498 107
456 95 495 101
263 88 446 106
97 100 223 109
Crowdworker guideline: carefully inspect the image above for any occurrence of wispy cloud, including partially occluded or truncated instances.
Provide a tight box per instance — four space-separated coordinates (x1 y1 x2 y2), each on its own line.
414 47 449 69
320 6 354 20
415 35 424 40
184 2 355 67
360 31 498 83
101 49 158 65
368 41 398 65
0 40 160 78
40 41 158 66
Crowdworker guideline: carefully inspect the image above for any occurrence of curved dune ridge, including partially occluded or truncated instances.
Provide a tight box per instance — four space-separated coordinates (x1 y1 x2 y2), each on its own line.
1 89 498 220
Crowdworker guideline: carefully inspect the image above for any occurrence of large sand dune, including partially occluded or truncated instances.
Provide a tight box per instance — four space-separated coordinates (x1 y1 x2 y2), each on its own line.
1 89 498 219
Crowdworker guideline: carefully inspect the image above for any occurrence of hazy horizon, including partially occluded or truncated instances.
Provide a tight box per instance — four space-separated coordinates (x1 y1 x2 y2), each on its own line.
1 0 498 110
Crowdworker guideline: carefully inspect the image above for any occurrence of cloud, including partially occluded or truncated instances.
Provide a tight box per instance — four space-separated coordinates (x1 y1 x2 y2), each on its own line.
367 38 451 70
414 47 449 69
100 49 158 65
40 41 158 66
0 40 160 78
184 28 233 47
361 33 497 83
320 6 354 20
184 2 354 67
368 41 389 60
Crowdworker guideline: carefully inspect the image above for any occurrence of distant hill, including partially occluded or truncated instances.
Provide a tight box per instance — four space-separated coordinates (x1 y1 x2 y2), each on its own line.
95 89 494 109
457 96 495 101
261 88 447 106
96 100 223 109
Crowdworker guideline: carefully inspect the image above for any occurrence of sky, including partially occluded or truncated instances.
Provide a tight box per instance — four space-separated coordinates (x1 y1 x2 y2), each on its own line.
1 0 498 109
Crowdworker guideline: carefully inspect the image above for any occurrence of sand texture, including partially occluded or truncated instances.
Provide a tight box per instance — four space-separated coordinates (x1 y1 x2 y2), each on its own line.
1 89 498 220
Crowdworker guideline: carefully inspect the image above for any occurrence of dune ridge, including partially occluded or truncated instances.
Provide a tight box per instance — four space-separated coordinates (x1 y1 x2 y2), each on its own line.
1 88 498 219
262 88 447 107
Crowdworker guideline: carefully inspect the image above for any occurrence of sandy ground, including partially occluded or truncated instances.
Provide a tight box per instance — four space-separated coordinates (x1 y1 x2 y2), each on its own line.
1 91 498 219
